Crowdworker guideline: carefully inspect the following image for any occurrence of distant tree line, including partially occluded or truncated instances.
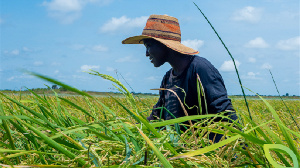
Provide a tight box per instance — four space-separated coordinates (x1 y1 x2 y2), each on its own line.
0 86 296 97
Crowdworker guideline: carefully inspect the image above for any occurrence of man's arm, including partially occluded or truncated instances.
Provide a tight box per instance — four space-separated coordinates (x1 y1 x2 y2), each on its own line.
195 57 234 114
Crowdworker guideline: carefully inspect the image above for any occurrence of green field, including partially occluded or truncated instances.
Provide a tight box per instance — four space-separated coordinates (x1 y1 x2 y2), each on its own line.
0 75 299 167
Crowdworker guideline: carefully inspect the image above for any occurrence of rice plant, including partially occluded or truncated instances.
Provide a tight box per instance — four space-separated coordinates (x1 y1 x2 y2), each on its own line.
0 71 299 167
0 2 299 167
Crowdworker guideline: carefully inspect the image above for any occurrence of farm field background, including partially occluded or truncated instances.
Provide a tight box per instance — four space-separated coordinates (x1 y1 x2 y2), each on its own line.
0 82 299 167
1 0 299 167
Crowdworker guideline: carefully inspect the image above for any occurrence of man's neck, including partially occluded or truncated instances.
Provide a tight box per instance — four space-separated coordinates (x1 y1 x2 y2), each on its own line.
168 52 193 76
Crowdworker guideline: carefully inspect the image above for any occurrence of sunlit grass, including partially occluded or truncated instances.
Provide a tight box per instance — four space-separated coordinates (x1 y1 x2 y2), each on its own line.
1 2 299 167
0 77 299 167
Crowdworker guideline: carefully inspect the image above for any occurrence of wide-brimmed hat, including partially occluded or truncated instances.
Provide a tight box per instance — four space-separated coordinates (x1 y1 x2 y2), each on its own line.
122 14 199 55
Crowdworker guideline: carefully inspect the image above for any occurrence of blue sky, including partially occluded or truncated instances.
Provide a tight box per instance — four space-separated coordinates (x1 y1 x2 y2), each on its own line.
0 0 299 96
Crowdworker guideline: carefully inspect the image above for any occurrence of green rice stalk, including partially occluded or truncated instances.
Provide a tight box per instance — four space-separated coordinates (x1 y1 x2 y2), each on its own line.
0 151 41 161
279 123 300 139
170 119 273 160
50 88 70 127
196 74 208 115
58 99 90 124
24 87 51 107
122 135 132 163
243 115 292 166
264 144 299 168
0 92 59 131
222 123 268 145
121 122 142 153
255 94 300 162
117 71 152 112
58 131 85 150
150 114 241 129
88 71 138 112
193 2 252 123
151 88 197 144
111 96 190 167
8 119 48 164
2 119 20 164
26 72 110 132
68 115 87 125
37 104 61 126
269 70 300 131
0 164 71 168
83 96 98 121
137 127 173 167
14 117 87 167
0 153 13 167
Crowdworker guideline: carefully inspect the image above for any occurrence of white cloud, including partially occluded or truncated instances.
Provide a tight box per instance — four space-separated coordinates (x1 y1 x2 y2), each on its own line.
7 76 15 81
80 65 100 71
70 44 108 52
11 50 20 55
232 6 262 23
182 39 204 51
220 60 241 72
106 67 115 72
115 56 139 63
34 61 44 66
248 57 256 63
43 0 82 13
22 47 31 52
92 45 108 52
100 16 148 33
242 72 260 79
72 75 91 80
51 62 61 66
54 70 59 74
42 0 81 24
7 75 34 81
244 37 269 48
3 47 35 56
42 0 111 24
276 36 300 51
261 63 272 69
145 76 160 81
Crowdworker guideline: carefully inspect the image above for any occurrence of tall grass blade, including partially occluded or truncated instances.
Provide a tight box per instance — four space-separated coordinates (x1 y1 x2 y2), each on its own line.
137 127 173 167
14 117 87 167
264 144 299 168
255 94 300 162
269 70 300 131
59 97 95 119
170 119 273 160
2 120 20 164
111 96 190 167
193 2 252 123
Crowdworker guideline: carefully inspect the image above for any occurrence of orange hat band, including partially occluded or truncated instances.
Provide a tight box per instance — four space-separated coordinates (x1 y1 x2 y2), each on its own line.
141 17 181 42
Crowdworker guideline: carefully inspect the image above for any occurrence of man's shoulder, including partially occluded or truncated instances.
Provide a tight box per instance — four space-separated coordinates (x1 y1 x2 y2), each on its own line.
190 55 215 70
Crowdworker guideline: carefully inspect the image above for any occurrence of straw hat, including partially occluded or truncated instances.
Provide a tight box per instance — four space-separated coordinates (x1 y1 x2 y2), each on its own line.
122 14 199 55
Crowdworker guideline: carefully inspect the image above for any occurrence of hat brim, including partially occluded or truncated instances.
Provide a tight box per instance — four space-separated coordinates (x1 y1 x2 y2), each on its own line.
122 35 199 55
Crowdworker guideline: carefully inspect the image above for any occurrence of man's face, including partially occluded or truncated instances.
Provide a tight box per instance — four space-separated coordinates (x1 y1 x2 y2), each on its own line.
143 39 168 67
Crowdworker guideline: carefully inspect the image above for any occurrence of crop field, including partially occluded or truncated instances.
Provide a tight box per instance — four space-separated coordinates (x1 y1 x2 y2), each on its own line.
1 3 299 167
0 72 299 168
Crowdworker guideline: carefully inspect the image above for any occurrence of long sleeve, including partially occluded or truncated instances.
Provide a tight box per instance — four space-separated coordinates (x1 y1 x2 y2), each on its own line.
194 57 234 114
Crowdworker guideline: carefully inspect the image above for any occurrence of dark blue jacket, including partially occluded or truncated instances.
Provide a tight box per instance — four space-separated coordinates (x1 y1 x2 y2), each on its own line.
147 56 237 122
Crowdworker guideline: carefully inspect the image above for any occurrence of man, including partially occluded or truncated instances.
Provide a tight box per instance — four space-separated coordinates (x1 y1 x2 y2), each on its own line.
122 14 237 142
